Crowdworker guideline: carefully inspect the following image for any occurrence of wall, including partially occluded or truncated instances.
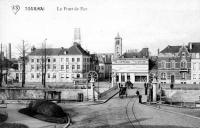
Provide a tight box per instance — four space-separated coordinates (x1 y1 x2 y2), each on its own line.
0 88 96 101
163 89 200 102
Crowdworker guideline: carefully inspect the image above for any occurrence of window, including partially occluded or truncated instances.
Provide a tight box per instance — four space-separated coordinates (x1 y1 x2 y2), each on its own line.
47 64 50 69
101 66 104 70
181 72 186 79
31 59 34 63
72 58 75 62
199 63 200 70
161 61 166 69
77 65 80 69
161 72 166 80
193 63 196 70
31 73 34 79
61 65 64 70
37 73 40 78
53 64 56 69
61 74 64 78
182 52 186 57
66 65 69 69
77 58 80 62
66 58 69 62
171 61 175 69
77 74 80 78
72 65 75 69
66 74 69 78
61 58 63 62
121 73 125 82
53 73 56 78
127 73 130 81
116 74 119 82
36 65 40 70
48 73 50 78
181 60 187 68
37 59 39 63
193 74 196 79
47 58 50 62
53 58 56 62
31 65 34 70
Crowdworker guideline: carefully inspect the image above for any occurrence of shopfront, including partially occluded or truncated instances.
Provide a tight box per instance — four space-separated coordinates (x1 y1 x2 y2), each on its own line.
112 58 149 87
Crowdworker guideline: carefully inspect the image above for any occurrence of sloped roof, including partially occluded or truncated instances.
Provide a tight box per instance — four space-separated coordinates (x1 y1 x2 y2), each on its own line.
122 48 149 58
189 42 200 53
160 45 182 53
29 43 90 56
29 48 61 56
67 43 90 56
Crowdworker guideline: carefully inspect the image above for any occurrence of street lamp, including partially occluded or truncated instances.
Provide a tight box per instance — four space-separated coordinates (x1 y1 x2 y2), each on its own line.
90 77 95 101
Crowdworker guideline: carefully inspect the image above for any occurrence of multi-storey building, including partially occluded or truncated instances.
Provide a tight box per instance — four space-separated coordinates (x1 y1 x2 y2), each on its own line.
112 33 149 86
18 42 91 83
158 45 191 84
190 42 200 84
97 53 113 80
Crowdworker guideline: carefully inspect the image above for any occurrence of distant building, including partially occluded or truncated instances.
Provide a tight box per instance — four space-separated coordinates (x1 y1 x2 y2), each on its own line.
18 29 92 83
18 43 90 83
112 33 149 86
158 45 191 84
189 42 200 84
97 53 113 80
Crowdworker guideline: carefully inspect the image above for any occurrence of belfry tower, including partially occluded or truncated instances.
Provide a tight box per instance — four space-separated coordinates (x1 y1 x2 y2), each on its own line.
114 33 122 59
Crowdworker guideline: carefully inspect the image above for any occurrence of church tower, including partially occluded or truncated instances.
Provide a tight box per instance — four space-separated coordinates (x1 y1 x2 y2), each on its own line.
114 33 122 59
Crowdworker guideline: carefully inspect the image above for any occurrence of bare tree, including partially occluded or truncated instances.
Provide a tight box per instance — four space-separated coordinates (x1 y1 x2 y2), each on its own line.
16 40 30 87
41 39 47 88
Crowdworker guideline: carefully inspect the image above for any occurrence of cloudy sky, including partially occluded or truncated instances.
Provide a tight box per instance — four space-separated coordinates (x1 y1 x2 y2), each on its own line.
0 0 200 58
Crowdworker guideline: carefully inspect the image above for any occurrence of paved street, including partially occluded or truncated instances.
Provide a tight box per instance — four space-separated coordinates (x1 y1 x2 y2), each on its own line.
63 95 200 128
2 88 200 128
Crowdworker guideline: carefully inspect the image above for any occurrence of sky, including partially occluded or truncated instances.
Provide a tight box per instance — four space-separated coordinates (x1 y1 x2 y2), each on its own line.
0 0 200 58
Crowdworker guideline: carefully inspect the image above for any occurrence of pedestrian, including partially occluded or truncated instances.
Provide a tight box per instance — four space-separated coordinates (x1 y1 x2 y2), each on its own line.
139 95 142 103
144 82 148 95
170 83 174 89
136 90 140 96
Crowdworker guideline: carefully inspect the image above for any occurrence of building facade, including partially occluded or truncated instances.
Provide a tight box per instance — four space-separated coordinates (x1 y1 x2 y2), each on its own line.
97 53 113 80
158 45 191 84
18 43 91 83
190 43 200 84
112 33 149 86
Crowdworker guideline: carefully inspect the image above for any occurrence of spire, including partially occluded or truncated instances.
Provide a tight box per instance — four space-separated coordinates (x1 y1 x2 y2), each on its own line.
74 28 81 44
116 32 121 39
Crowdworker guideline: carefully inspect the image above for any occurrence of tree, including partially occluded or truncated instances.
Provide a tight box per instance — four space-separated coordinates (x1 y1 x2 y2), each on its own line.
16 40 30 87
41 39 47 88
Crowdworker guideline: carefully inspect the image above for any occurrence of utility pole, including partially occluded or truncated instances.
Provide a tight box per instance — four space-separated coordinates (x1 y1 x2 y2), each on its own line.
22 40 25 87
5 46 8 84
0 43 2 87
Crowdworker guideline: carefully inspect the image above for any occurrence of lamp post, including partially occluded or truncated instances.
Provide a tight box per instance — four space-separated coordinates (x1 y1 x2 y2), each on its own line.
90 77 95 101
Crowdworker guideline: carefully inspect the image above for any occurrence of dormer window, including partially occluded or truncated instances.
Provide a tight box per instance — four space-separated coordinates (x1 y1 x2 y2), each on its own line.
182 52 186 57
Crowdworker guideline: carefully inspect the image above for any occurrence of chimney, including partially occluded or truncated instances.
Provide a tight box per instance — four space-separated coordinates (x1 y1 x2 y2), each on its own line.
8 43 11 60
157 48 160 55
74 28 81 44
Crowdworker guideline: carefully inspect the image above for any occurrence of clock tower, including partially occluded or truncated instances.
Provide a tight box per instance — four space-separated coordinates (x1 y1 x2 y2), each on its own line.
114 33 122 59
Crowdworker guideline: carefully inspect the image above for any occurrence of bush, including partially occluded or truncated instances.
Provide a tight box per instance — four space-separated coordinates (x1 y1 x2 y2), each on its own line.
19 100 68 124
0 113 8 123
0 123 29 128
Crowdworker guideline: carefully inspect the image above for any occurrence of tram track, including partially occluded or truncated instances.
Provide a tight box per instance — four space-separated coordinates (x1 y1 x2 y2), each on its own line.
125 96 143 128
